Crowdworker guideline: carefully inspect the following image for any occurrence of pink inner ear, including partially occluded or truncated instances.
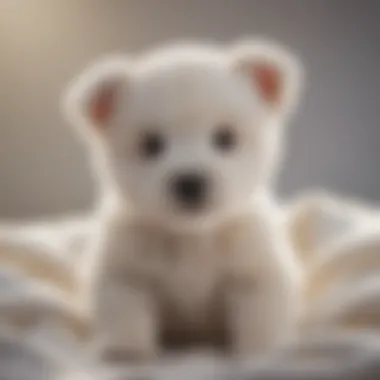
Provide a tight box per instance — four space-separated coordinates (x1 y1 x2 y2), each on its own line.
89 83 118 127
251 63 282 106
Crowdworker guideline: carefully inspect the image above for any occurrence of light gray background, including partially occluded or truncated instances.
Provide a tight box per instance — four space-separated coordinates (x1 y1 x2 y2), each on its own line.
0 0 379 219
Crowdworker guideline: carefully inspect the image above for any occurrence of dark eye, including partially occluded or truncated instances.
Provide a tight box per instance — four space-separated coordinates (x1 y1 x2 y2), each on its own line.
139 131 165 159
212 125 237 152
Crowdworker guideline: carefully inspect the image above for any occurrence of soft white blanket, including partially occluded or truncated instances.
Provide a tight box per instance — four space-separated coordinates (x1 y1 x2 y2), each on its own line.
1 193 380 380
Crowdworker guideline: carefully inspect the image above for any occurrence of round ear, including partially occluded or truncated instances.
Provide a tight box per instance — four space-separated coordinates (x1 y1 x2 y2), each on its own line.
228 40 304 119
63 56 131 138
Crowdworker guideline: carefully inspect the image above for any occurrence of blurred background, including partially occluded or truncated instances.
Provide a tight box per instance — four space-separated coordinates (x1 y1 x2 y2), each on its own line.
0 0 379 219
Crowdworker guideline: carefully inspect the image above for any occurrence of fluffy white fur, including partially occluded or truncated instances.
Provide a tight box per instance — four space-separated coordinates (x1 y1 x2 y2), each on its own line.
62 40 303 361
3 37 379 371
2 39 380 379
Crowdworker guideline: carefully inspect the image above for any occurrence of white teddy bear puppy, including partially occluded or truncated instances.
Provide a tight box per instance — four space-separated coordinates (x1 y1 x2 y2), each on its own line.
64 40 303 361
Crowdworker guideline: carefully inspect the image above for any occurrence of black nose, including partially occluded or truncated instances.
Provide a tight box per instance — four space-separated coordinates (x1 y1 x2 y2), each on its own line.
170 172 208 208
